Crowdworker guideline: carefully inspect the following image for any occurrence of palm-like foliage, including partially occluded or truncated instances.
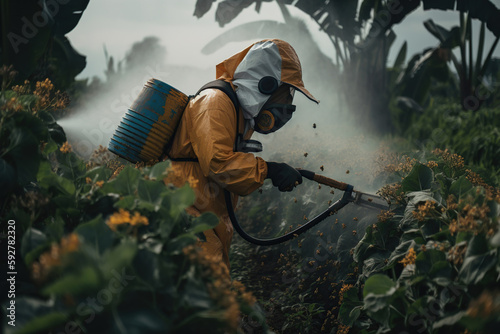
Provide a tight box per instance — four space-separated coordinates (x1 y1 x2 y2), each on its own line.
194 0 500 132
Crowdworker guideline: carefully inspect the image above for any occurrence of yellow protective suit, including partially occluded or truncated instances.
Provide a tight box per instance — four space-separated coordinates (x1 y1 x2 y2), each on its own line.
167 39 318 269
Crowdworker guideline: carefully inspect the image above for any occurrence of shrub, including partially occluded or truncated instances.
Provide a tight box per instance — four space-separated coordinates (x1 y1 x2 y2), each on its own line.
394 99 500 186
1 79 265 334
339 150 500 333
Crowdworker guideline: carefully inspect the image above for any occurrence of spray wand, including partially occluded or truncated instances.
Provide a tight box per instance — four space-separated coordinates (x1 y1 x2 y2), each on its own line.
225 169 389 246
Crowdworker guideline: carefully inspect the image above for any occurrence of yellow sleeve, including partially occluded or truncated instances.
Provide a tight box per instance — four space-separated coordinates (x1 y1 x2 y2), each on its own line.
186 90 267 196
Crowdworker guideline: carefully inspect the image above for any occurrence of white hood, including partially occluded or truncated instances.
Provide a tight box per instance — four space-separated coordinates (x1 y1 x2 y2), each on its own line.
232 41 282 124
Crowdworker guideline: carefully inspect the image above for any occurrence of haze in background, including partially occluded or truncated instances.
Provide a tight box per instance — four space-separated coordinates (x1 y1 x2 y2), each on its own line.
61 0 500 182
69 0 500 80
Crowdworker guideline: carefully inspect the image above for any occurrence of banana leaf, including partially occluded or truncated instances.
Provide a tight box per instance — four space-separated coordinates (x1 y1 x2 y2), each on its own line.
423 19 462 48
0 0 89 87
200 20 290 54
50 0 90 35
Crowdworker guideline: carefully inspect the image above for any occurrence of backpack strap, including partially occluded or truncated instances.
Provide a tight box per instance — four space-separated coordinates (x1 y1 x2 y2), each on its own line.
166 80 262 162
197 80 263 153
196 80 240 115
196 80 242 152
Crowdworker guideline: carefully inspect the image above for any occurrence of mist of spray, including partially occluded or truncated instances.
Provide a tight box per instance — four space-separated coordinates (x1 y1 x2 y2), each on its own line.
58 36 214 159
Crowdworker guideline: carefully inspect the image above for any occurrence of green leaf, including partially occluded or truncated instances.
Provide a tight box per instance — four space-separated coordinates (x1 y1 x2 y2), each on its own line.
42 266 100 296
401 229 423 243
16 312 69 334
181 266 214 309
51 0 90 35
3 127 41 185
393 41 407 69
133 248 160 284
490 230 500 247
148 160 170 180
428 260 453 278
363 283 401 327
359 0 377 23
338 287 363 326
169 185 196 219
449 176 473 200
55 150 87 182
415 249 446 275
363 274 396 298
106 166 141 195
172 184 196 207
47 122 67 145
42 139 58 155
423 19 460 48
101 240 137 280
85 165 113 182
466 234 489 257
458 250 497 284
402 163 434 192
114 195 137 210
44 216 65 241
385 240 415 269
112 307 170 334
138 178 166 208
166 233 197 254
75 215 114 254
187 212 219 234
37 161 76 195
400 191 436 231
362 253 390 279
0 158 18 200
50 35 87 88
21 228 49 265
136 199 157 212
423 0 456 11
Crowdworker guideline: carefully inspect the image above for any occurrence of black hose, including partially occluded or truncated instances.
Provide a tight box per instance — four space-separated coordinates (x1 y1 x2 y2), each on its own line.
224 185 354 246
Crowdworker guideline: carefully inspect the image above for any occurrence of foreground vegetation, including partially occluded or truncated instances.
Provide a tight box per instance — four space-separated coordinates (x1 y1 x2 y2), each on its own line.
1 77 263 334
231 143 500 333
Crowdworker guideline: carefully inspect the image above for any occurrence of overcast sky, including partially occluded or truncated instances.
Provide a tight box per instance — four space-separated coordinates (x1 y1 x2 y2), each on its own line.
68 0 500 80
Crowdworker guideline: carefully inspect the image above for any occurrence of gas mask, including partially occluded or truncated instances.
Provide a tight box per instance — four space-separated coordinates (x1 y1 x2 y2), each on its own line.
254 103 296 134
254 77 296 134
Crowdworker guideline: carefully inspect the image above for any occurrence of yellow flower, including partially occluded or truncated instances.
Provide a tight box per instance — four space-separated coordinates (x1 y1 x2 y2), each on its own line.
163 164 184 187
412 200 436 221
130 211 149 227
378 210 395 222
106 209 148 231
426 161 438 168
31 234 80 283
466 290 500 319
339 284 354 305
337 324 350 334
400 248 417 267
95 180 104 188
60 233 80 253
187 175 199 188
85 177 92 184
432 148 464 170
106 208 131 231
60 141 72 153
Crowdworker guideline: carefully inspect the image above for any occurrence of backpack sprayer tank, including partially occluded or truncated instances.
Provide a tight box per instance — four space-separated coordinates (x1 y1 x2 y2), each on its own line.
108 78 189 163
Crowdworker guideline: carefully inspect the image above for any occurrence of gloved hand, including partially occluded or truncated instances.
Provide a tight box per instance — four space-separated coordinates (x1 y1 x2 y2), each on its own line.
266 162 302 192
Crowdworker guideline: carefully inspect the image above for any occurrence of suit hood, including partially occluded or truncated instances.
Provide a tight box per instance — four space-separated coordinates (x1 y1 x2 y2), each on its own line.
216 39 319 120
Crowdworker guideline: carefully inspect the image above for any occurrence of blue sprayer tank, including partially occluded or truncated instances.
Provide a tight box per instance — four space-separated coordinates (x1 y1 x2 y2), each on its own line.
108 78 189 163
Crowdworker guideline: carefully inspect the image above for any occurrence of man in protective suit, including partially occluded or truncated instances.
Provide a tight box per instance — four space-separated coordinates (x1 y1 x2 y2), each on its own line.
167 39 319 269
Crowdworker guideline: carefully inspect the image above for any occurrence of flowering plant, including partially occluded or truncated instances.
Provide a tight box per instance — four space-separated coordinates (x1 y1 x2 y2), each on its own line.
1 78 266 334
339 151 500 333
